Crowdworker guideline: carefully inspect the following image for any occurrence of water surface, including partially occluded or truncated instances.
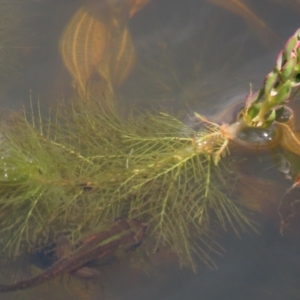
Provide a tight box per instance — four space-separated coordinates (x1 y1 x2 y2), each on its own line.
1 1 300 299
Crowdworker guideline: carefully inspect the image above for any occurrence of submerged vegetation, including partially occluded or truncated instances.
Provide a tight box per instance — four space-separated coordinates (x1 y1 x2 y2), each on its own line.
2 1 300 282
0 95 253 269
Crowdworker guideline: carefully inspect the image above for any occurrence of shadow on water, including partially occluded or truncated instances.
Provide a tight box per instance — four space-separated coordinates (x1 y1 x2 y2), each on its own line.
1 0 300 299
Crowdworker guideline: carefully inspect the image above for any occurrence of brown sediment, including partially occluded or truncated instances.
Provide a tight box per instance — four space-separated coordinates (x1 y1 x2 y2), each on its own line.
0 219 146 293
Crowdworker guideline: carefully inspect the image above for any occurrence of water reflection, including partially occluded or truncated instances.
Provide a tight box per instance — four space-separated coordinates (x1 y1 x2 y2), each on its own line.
1 0 300 299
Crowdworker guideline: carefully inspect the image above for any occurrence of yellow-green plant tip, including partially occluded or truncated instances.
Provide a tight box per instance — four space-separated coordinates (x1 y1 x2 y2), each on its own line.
264 71 278 96
274 80 292 104
283 35 297 60
281 56 296 82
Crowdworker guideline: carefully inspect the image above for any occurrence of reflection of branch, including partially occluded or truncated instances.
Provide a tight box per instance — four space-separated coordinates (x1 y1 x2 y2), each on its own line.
279 199 300 236
278 181 300 235
207 0 277 47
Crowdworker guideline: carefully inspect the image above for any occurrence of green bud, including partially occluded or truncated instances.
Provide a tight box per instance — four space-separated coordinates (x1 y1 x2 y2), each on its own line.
291 64 300 87
246 103 261 120
283 35 297 59
272 80 291 105
262 109 276 128
264 71 279 95
280 56 296 81
297 45 300 63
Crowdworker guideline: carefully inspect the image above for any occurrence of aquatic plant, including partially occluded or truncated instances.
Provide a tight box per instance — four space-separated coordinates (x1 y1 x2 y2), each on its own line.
0 94 252 269
2 28 300 270
3 6 300 274
193 28 300 161
241 28 300 128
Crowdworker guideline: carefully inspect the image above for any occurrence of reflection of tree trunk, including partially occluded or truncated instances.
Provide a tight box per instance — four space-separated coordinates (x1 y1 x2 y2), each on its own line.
205 0 277 47
59 6 110 101
59 0 147 103
128 0 151 18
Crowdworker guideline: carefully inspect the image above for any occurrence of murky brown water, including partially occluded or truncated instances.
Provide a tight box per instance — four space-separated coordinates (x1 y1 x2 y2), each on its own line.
1 1 300 299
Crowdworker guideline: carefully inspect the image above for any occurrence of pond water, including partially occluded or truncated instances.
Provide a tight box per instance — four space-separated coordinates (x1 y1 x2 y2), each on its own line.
1 0 300 299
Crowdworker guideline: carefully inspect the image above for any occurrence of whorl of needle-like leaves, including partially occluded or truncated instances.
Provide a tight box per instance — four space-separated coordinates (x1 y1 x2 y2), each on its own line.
0 97 252 269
